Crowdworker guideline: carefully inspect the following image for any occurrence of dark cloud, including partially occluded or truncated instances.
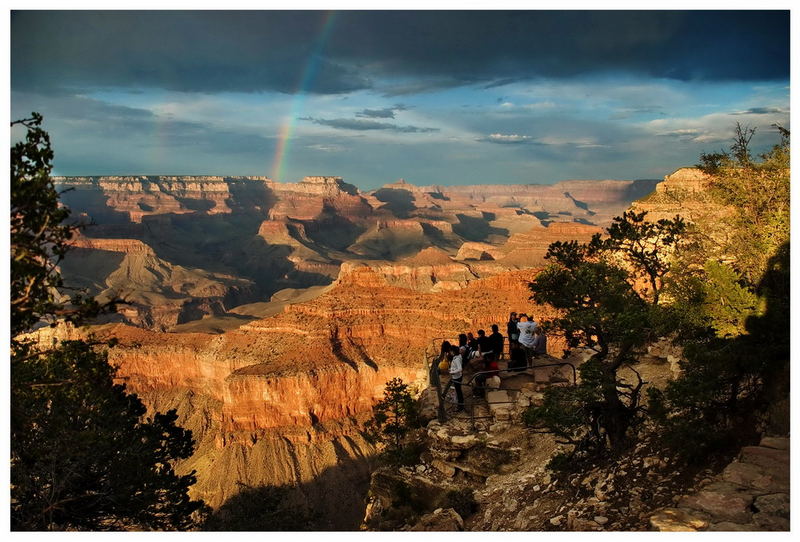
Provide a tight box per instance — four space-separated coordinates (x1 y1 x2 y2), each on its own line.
731 107 787 115
11 11 370 95
12 11 789 96
356 108 397 119
11 90 275 173
302 116 438 133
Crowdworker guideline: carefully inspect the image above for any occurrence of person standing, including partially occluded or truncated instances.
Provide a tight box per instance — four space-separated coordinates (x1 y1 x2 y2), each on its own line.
448 345 465 411
507 312 519 345
489 324 504 359
517 314 537 349
476 329 493 359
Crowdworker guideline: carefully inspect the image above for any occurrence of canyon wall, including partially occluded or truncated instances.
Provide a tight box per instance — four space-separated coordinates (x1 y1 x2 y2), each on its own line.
38 262 559 527
41 173 669 527
53 174 655 332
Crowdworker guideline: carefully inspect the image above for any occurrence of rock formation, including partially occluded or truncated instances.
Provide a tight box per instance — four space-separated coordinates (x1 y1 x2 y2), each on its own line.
44 173 674 528
54 175 654 331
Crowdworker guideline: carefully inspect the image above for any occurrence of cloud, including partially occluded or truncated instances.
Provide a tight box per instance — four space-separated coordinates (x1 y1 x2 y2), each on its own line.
305 143 346 153
356 108 396 119
731 107 787 115
302 116 438 133
656 129 703 139
479 133 533 144
11 90 276 173
644 107 790 147
536 136 606 148
355 104 408 119
13 11 786 97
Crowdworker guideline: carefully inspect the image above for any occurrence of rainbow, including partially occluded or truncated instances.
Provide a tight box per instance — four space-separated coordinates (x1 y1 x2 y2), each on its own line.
270 11 338 182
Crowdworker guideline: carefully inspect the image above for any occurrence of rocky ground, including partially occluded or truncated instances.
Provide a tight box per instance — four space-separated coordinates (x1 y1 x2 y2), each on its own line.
362 352 790 532
650 436 790 531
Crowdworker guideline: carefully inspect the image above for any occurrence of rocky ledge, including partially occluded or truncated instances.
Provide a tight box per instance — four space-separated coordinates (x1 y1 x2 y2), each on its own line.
649 436 789 531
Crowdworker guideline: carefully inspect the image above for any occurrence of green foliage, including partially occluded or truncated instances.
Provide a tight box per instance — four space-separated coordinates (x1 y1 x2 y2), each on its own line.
524 378 593 444
650 127 790 462
364 378 421 465
698 260 762 337
10 113 110 337
524 359 646 455
698 123 789 287
529 212 682 453
10 113 203 530
602 211 687 304
532 259 648 355
11 340 204 530
647 336 768 461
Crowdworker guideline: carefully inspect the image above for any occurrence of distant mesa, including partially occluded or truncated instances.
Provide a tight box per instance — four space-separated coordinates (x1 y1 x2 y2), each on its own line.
53 172 663 331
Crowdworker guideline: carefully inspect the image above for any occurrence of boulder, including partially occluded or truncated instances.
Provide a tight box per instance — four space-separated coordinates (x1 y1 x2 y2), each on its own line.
739 446 789 474
752 493 790 518
758 436 789 451
409 508 464 531
752 513 790 531
649 508 710 531
430 459 456 477
679 481 754 523
722 461 788 492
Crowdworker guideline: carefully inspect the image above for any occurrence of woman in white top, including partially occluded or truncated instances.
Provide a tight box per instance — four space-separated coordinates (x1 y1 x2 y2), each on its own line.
448 345 465 411
516 314 538 348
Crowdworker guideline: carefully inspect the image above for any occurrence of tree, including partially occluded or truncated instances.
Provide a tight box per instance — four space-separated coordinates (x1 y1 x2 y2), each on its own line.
11 113 205 530
698 123 789 286
364 378 421 465
649 127 790 460
526 212 685 454
602 210 686 305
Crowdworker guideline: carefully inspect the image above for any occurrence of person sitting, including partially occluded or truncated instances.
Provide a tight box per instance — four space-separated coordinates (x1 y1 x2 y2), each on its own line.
531 328 547 358
507 341 527 371
489 324 504 360
472 353 499 398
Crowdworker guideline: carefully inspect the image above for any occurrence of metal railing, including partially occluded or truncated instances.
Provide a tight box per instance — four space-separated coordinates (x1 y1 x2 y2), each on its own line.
425 344 578 430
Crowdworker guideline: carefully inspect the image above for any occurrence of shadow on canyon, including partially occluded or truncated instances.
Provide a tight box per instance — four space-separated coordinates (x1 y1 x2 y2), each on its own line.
453 213 509 242
203 451 375 531
373 187 416 218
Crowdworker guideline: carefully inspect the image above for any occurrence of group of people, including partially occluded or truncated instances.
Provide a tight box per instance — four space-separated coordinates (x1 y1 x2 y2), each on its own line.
438 312 548 411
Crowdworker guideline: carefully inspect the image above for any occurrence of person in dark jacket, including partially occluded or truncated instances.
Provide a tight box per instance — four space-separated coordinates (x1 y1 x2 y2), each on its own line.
507 312 519 345
489 324 504 360
476 329 493 359
467 332 479 353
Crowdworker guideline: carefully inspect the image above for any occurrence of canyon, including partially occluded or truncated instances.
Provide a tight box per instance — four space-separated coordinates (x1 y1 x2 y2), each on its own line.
49 173 665 528
55 174 654 330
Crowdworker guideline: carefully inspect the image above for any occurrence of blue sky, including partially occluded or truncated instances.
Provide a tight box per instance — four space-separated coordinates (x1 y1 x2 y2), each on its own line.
10 10 790 189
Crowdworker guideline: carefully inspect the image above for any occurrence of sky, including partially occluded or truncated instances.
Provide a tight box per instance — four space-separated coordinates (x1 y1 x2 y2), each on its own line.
10 9 791 190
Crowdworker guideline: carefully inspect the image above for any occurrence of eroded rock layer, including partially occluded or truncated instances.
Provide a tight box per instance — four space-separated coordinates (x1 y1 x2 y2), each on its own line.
54 175 657 331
